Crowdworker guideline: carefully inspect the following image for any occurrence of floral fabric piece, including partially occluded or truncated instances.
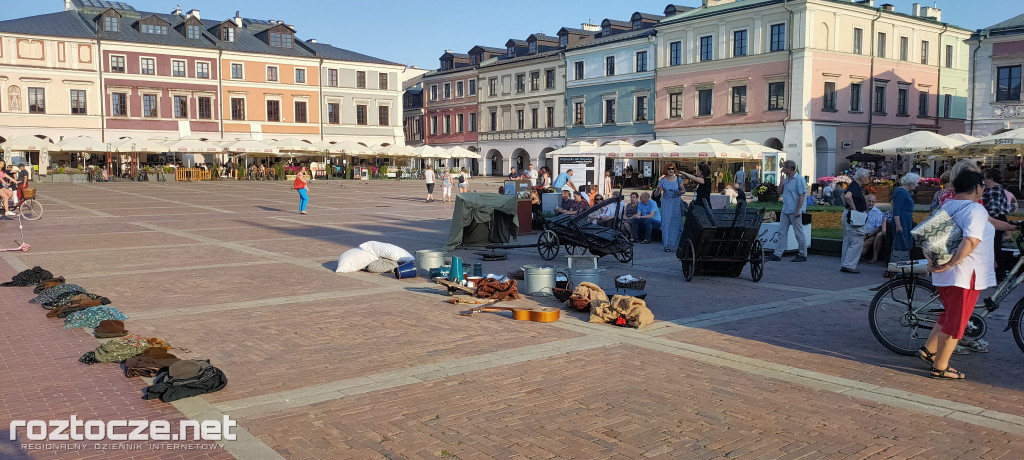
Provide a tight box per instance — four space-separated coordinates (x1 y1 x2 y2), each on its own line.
63 306 127 329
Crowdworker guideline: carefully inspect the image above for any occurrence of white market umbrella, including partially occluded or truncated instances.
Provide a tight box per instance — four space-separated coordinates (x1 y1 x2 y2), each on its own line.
308 140 345 155
628 139 678 159
861 131 965 155
592 140 635 156
54 135 106 152
946 133 980 145
413 145 449 158
333 140 371 155
270 137 318 154
162 138 221 153
674 138 748 159
108 137 168 153
223 139 279 155
446 146 479 159
546 141 596 156
729 139 784 160
1 134 56 151
373 143 416 157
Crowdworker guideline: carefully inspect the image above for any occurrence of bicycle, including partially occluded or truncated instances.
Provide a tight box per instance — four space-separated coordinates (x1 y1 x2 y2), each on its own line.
9 186 43 221
868 224 1024 356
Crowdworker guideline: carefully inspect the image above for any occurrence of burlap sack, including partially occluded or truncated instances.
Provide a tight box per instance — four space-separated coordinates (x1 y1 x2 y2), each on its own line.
564 282 607 309
589 295 654 328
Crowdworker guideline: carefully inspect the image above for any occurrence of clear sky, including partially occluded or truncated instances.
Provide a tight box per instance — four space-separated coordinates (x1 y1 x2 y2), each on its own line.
3 1 1022 69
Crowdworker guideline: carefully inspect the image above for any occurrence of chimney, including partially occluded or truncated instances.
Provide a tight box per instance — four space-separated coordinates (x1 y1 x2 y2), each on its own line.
912 2 920 16
173 5 182 16
920 6 941 21
581 22 600 32
445 49 453 53
186 9 200 20
64 0 72 11
881 3 894 11
233 11 242 27
308 38 317 43
855 0 874 6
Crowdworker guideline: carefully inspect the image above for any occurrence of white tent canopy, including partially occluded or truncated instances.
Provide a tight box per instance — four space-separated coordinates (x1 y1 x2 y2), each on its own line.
861 131 965 155
413 145 449 158
1 135 56 151
223 139 279 155
373 143 416 157
270 137 318 153
54 135 106 152
946 133 980 144
673 138 749 159
161 138 221 153
108 137 169 153
592 140 635 156
446 146 479 159
622 139 678 159
547 141 596 156
729 139 783 160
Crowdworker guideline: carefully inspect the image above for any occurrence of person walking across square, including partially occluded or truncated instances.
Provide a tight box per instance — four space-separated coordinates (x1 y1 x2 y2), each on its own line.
293 167 309 214
424 165 435 202
767 160 807 262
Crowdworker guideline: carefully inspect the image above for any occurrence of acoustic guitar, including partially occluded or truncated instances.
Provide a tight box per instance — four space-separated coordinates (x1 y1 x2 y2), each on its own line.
460 306 560 323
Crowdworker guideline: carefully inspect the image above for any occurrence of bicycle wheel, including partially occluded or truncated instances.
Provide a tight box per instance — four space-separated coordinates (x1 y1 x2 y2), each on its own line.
19 199 43 221
1009 299 1024 355
868 277 941 356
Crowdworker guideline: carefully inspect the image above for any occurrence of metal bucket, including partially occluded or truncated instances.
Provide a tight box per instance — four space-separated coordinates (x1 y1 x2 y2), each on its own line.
558 267 607 289
522 264 557 296
393 261 417 279
414 249 445 277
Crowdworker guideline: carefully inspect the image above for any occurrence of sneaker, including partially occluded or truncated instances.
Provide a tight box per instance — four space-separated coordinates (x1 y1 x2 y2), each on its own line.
791 255 807 262
960 339 989 353
952 345 970 355
4 211 15 217
766 254 782 261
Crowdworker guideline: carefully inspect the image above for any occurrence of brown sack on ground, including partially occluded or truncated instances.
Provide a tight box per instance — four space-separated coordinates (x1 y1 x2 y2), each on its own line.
475 278 521 301
589 295 654 328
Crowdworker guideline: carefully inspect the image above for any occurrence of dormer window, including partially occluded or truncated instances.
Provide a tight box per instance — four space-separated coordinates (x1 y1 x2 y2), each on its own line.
221 27 234 42
186 24 201 39
507 45 514 57
471 54 478 65
529 42 537 54
441 59 451 71
270 32 293 48
632 19 642 30
560 35 568 48
142 24 168 35
104 16 118 32
602 25 611 36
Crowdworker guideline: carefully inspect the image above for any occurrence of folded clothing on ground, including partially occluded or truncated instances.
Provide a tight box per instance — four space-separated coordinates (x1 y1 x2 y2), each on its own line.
2 266 54 287
79 335 169 364
31 284 86 306
475 278 521 301
143 360 228 403
123 347 180 377
63 306 127 329
33 277 66 294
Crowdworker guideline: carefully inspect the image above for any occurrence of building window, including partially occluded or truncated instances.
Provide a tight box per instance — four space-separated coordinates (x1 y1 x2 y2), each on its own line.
456 113 464 132
143 94 158 117
430 85 438 101
698 89 712 116
295 68 305 84
443 82 451 98
109 92 126 116
516 110 524 130
602 25 611 37
468 79 477 96
514 74 525 93
823 82 837 111
469 112 477 132
763 82 784 111
506 45 514 57
669 92 682 118
28 88 45 113
172 60 186 77
198 97 212 119
141 58 155 75
294 101 307 123
921 41 929 65
455 81 464 98
632 18 642 31
356 71 366 89
605 56 615 76
734 30 747 57
328 69 338 87
997 66 1022 101
874 85 887 114
899 36 909 61
945 45 954 68
574 61 584 80
560 35 568 48
356 104 367 125
187 24 201 39
529 41 537 54
65 89 87 115
670 41 682 65
635 51 648 72
431 116 439 135
731 86 747 114
877 32 886 58
379 106 389 126
636 95 647 121
264 100 280 122
327 103 339 124
897 87 909 116
546 106 554 127
770 24 786 52
141 24 168 35
850 83 862 112
700 36 713 61
531 108 538 129
604 99 615 124
443 114 452 133
943 94 952 117
545 69 555 89
489 111 497 131
221 27 234 42
918 91 930 117
574 101 584 125
173 95 188 118
267 66 278 82
853 28 863 54
530 71 540 91
379 73 388 90
270 32 293 48
104 16 118 32
110 55 125 73
231 63 242 79
197 62 210 79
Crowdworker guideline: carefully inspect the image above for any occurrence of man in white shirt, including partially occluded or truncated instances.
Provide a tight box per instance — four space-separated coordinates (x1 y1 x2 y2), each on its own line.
860 194 887 263
528 164 538 187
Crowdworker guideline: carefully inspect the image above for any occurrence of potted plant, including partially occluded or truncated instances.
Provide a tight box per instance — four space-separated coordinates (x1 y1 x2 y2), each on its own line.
283 165 299 181
914 177 941 204
754 183 780 203
866 177 895 202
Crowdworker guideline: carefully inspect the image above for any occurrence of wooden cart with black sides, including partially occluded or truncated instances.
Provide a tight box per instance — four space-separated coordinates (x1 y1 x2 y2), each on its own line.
535 195 633 263
676 201 765 282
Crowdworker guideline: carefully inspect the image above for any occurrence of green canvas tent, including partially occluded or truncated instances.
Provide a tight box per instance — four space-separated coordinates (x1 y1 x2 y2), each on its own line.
443 193 519 251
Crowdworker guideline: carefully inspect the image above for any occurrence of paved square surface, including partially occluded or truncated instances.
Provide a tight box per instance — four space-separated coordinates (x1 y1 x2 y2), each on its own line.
2 179 1024 459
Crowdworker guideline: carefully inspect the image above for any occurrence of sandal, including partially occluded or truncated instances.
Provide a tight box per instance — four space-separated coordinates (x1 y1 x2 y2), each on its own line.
917 347 935 366
930 367 966 380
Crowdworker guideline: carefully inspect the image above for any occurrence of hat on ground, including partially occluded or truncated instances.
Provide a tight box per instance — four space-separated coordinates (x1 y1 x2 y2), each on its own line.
168 360 205 380
94 320 126 334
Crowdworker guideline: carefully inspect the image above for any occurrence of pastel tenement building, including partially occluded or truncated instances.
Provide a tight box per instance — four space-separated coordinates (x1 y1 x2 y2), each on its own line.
0 0 410 170
421 49 492 171
654 0 971 181
967 12 1024 137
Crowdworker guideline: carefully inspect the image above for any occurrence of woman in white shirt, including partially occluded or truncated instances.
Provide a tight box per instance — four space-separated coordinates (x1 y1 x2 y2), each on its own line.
921 170 996 380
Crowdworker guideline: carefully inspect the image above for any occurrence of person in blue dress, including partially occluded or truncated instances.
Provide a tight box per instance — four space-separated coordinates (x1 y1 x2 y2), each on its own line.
892 173 919 252
654 162 685 252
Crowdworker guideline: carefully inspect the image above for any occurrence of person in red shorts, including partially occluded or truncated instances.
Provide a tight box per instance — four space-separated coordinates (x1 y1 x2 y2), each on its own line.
921 170 996 380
